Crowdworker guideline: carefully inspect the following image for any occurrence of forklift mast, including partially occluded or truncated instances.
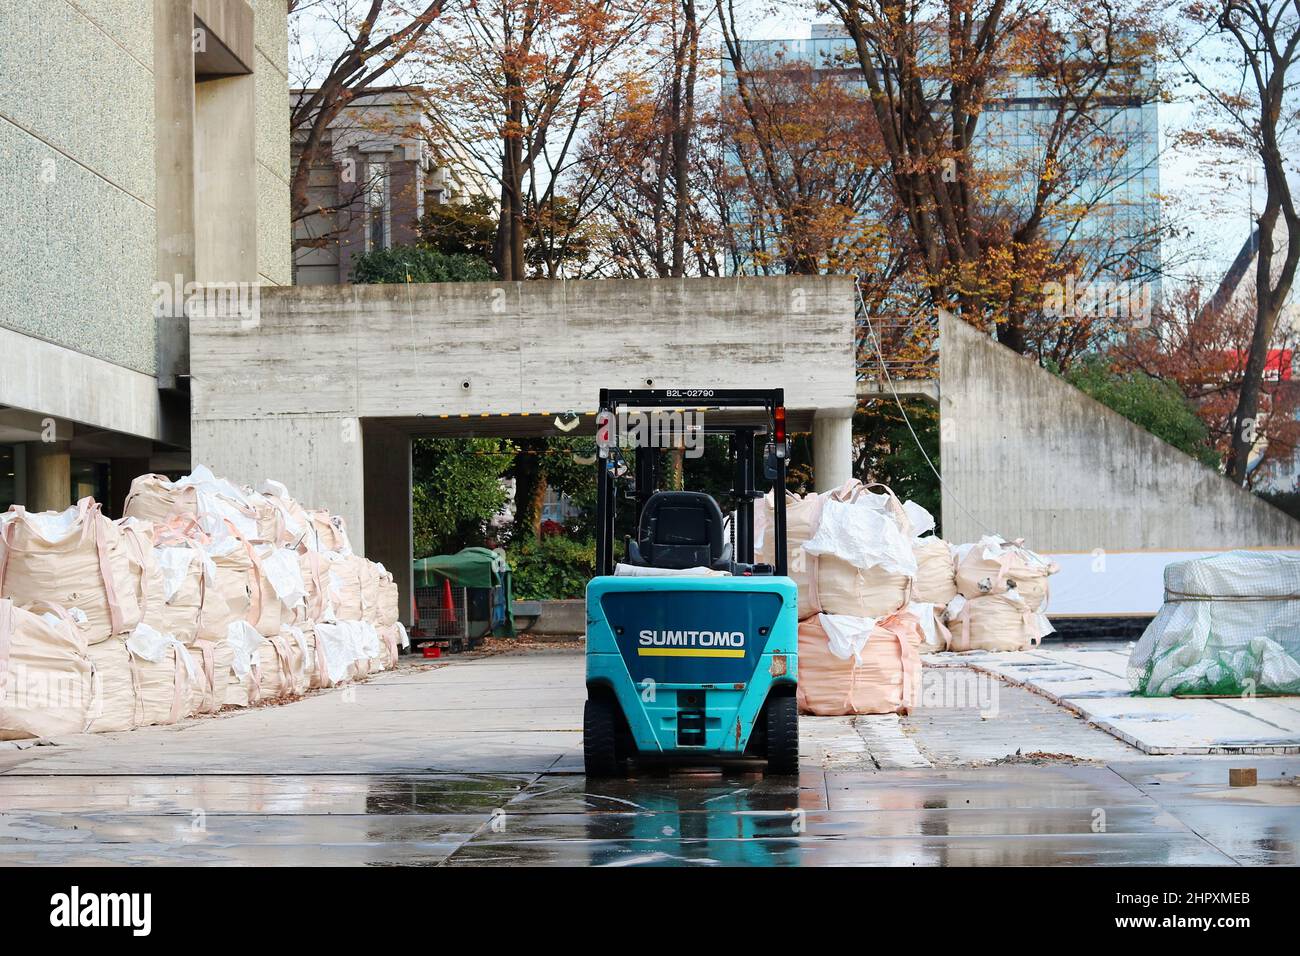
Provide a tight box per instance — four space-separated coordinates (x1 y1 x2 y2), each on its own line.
593 388 789 577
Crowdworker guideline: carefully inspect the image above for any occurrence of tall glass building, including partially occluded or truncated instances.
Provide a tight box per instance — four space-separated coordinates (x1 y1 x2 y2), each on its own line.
723 23 1162 288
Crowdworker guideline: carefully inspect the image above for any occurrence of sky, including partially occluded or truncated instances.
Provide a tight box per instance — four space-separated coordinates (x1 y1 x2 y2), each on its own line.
293 0 1289 289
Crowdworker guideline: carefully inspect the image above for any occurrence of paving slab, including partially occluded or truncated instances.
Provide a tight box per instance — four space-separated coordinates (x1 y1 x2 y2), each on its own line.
937 643 1300 755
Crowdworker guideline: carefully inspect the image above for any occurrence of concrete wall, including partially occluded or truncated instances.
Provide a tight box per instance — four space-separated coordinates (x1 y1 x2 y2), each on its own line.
939 310 1300 551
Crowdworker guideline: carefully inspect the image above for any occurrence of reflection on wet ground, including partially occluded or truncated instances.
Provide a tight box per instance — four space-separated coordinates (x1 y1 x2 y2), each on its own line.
1 760 1295 866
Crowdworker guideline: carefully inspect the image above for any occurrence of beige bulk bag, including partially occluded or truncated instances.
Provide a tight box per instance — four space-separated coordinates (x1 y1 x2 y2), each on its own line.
0 500 140 644
152 542 209 645
296 549 335 623
330 554 367 622
372 623 402 671
954 537 1057 611
361 561 382 624
220 623 271 707
254 634 300 701
127 629 197 727
208 536 281 638
756 491 824 619
258 482 312 549
377 568 400 627
220 655 259 708
305 510 352 553
947 594 1047 652
120 520 168 632
86 638 136 733
244 492 286 546
803 482 916 619
122 474 193 526
912 536 957 607
282 623 322 689
0 600 94 740
795 613 922 716
186 639 233 714
816 557 911 618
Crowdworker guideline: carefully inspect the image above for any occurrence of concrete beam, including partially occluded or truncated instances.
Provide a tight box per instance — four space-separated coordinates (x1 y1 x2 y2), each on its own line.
190 277 858 423
0 326 164 441
857 379 939 405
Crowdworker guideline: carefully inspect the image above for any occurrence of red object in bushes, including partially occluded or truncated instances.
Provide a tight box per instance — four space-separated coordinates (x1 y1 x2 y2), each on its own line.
540 519 565 537
439 577 455 627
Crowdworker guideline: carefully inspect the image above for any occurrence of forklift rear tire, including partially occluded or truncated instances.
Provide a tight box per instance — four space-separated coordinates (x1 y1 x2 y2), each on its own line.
764 692 799 775
584 695 623 778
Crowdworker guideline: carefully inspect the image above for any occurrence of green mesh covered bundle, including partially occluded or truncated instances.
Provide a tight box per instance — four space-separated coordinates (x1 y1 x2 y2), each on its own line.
1128 552 1300 697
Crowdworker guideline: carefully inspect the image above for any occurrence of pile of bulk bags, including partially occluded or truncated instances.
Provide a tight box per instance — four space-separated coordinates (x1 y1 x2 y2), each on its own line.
0 467 409 741
1129 551 1300 696
758 479 929 716
945 536 1058 652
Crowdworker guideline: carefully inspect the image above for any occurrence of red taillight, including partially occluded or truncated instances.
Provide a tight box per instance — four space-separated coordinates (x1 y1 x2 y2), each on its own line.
774 405 786 444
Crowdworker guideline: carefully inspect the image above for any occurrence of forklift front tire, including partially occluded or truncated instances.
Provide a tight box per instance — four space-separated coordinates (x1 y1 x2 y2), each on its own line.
584 695 623 778
764 692 799 775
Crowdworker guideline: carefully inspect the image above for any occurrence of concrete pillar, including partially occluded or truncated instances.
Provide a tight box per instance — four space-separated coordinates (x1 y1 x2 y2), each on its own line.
25 441 72 513
363 423 414 626
812 415 853 492
110 457 151 518
153 0 198 389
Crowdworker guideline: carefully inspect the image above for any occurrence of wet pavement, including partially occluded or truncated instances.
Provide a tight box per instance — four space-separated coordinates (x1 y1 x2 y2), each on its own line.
1 648 1297 866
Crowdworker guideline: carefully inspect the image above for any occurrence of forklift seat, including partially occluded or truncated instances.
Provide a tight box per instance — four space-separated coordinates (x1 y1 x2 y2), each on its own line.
627 491 733 571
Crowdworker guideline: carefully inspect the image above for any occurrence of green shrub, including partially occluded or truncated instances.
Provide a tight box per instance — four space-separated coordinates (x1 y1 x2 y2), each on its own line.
508 535 596 600
350 245 493 284
1060 357 1221 468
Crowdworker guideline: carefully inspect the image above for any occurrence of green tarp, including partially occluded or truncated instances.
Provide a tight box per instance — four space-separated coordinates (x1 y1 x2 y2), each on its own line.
413 547 514 636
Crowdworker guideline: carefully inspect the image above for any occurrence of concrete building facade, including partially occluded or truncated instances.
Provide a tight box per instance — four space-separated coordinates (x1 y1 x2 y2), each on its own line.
0 0 289 514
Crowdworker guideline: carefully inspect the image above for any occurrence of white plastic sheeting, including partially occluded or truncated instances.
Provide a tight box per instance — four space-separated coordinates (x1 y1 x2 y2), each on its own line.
1129 551 1300 696
802 498 917 577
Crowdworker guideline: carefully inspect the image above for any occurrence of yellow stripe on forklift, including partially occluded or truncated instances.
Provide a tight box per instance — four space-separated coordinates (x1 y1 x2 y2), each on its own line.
637 648 746 658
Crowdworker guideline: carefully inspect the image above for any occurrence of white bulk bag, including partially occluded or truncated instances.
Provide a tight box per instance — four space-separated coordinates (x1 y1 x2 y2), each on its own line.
0 499 140 643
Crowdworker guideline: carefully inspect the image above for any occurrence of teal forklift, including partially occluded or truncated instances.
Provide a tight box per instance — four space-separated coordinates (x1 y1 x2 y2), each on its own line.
583 388 799 776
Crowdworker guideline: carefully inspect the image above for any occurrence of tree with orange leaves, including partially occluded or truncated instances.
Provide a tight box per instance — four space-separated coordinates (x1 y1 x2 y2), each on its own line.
1113 281 1300 485
422 0 661 280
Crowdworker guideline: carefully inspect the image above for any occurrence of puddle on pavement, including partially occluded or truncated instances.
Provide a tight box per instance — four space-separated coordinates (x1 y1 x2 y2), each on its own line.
0 761 1295 866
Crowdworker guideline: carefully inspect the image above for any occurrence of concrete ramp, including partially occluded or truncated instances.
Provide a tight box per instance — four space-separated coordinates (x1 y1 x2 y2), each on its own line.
938 311 1300 614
